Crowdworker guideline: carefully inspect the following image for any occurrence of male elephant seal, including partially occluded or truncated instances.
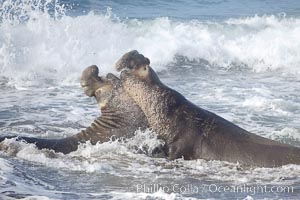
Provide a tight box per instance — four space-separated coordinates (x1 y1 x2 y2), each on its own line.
0 65 149 154
118 50 300 167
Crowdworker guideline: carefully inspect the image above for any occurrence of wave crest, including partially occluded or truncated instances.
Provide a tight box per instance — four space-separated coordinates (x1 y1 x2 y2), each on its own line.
1 1 300 86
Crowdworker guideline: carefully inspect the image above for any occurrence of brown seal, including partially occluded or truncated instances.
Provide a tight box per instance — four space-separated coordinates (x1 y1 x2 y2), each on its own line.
0 65 149 154
118 50 300 167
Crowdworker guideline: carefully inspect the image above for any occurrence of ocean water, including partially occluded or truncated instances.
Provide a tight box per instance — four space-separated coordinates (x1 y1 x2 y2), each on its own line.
1 0 300 199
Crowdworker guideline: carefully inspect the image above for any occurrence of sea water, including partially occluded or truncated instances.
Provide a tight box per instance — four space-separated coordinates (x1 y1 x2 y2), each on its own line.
0 0 300 199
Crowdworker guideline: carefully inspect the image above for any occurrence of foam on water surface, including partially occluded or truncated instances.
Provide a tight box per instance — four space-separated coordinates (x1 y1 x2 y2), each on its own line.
1 0 300 199
1 1 300 89
1 72 300 199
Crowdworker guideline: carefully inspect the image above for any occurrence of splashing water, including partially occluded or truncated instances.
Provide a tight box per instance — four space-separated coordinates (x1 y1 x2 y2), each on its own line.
1 0 300 88
1 0 300 199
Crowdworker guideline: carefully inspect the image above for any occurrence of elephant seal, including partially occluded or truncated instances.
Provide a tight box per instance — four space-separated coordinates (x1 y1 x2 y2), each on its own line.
0 65 150 154
118 50 300 167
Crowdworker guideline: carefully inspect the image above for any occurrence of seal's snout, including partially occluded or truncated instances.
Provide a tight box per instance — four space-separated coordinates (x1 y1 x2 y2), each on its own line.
80 65 99 85
80 65 104 97
115 50 150 72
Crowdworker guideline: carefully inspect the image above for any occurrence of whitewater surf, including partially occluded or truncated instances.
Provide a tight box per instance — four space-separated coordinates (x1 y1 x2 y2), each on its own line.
1 0 300 199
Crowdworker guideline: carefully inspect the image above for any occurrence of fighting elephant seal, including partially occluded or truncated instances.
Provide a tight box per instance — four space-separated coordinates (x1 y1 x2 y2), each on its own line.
118 50 300 167
0 65 149 154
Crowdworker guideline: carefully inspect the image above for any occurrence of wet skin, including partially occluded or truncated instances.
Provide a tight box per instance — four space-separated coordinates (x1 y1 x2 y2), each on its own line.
0 65 149 154
118 50 300 167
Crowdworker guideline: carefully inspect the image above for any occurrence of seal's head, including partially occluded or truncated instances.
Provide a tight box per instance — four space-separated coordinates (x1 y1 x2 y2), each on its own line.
115 50 150 71
115 50 162 93
120 64 162 86
80 65 105 97
80 65 119 109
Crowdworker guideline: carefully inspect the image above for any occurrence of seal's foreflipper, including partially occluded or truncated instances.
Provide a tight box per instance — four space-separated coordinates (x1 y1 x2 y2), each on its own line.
0 136 79 154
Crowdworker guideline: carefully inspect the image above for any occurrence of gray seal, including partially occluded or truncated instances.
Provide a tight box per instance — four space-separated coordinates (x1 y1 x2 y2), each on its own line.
0 65 149 154
118 50 300 167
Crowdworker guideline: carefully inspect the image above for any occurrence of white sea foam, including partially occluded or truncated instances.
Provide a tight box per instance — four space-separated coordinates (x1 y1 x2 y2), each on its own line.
108 190 200 200
0 129 165 173
0 157 12 173
242 96 292 116
1 1 300 87
1 1 300 199
20 196 56 200
269 127 300 144
1 130 300 199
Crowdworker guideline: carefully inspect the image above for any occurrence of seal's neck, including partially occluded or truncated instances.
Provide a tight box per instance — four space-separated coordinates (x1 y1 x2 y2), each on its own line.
124 79 176 141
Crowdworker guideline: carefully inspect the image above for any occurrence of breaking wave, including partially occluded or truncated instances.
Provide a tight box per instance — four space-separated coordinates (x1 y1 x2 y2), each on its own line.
1 0 300 87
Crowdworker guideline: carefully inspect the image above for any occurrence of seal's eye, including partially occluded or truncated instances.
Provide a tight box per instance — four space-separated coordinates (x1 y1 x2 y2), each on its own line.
135 65 149 78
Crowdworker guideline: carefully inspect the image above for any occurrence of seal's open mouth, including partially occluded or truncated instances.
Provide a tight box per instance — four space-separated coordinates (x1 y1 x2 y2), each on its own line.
80 65 111 97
